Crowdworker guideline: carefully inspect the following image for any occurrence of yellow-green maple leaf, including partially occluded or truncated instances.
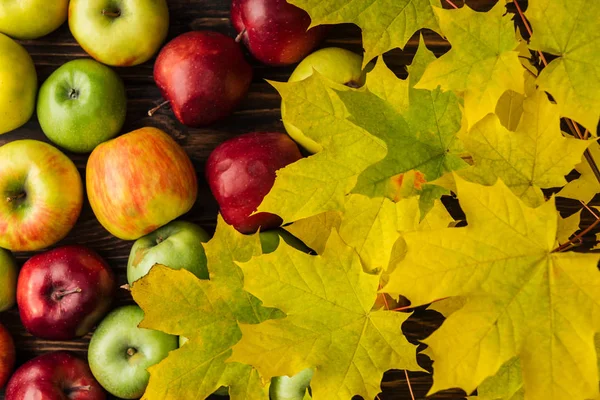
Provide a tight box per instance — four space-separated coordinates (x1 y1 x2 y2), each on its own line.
469 358 524 400
458 90 590 207
415 2 524 127
558 142 600 204
556 210 581 246
229 231 422 400
257 74 387 223
340 37 466 198
130 217 280 400
527 0 600 133
384 177 600 400
288 0 441 66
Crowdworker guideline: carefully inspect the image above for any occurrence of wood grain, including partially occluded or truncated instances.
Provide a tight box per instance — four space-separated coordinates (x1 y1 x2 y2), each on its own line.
0 0 597 399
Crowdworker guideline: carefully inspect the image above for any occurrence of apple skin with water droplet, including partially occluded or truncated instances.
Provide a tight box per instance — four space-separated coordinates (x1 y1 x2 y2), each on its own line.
231 0 328 66
16 245 116 341
153 31 253 127
206 132 303 233
5 352 106 400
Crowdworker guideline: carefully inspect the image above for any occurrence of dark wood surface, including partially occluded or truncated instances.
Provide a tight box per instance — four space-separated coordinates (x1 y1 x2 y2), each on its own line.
0 0 596 399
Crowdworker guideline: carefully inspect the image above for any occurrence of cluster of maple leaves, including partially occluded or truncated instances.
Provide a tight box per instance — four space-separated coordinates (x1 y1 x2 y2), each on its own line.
130 0 600 399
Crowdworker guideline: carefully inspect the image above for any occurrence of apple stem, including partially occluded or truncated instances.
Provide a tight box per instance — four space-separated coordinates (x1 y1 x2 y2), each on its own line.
127 348 137 357
67 385 91 393
101 9 121 18
148 100 170 116
156 236 164 244
6 192 26 203
235 28 247 43
52 288 82 301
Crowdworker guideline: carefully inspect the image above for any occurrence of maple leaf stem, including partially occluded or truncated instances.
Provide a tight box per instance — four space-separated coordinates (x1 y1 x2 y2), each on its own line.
444 0 459 9
580 200 600 220
513 1 548 66
404 370 416 400
553 217 600 252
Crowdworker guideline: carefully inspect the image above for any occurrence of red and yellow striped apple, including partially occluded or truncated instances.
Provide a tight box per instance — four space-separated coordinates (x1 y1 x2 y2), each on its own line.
86 127 198 240
0 140 83 251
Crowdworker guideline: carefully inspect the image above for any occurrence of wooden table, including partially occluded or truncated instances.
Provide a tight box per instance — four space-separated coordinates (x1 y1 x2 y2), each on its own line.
1 1 594 399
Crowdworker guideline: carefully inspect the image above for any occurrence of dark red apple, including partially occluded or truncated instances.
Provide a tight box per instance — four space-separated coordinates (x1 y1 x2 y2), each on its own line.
206 132 302 233
0 323 15 389
153 31 253 127
5 351 105 400
17 245 116 341
231 0 328 66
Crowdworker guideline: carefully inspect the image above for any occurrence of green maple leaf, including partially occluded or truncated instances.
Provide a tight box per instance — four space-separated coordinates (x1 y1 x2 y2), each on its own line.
458 90 590 207
527 0 600 133
558 142 600 204
469 358 525 400
131 217 280 399
257 74 387 223
415 2 524 126
288 0 441 66
339 37 466 198
229 231 422 400
384 177 600 400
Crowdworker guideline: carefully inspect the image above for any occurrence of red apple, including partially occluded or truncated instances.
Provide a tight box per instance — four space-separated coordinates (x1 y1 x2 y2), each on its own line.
206 132 302 233
153 31 253 127
17 245 116 341
0 323 15 390
231 0 327 66
5 351 105 400
86 127 198 240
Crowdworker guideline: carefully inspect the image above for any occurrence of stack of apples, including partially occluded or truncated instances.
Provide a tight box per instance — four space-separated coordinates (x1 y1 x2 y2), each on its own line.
0 0 372 399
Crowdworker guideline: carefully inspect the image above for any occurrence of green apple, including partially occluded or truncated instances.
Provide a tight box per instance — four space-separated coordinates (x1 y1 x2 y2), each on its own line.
0 33 37 135
0 249 17 312
127 221 210 285
69 0 169 67
283 47 371 153
0 1 68 39
259 229 310 255
270 368 314 400
88 305 177 399
37 59 127 153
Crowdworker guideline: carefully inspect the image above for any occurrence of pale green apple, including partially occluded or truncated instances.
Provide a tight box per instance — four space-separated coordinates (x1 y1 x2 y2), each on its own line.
270 368 314 400
259 229 310 255
0 33 37 135
127 221 210 285
0 1 68 39
69 0 169 66
0 248 17 312
283 47 370 153
88 305 178 399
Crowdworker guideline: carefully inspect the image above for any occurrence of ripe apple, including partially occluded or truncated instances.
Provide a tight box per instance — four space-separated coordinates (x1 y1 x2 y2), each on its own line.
206 132 302 234
87 127 198 240
0 33 37 135
270 368 313 400
37 59 127 153
231 0 327 66
259 229 310 254
69 0 169 67
284 47 371 153
0 140 83 251
88 305 178 399
0 323 15 390
5 351 105 400
17 245 116 341
127 220 210 285
0 1 68 39
0 249 17 312
153 31 253 127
